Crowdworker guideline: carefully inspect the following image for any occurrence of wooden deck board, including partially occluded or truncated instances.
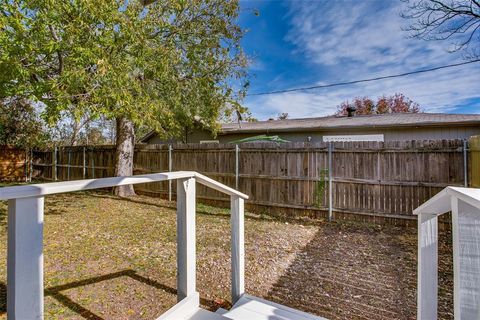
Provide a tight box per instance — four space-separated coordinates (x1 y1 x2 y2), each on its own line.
218 294 327 320
187 309 231 320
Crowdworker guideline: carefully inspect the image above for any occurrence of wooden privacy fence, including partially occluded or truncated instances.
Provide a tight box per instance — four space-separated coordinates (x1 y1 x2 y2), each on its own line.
0 146 33 182
470 135 480 188
30 139 470 221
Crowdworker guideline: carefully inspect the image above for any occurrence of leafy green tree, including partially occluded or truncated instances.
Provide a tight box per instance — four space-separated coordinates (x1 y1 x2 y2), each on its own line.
0 0 248 195
0 98 50 148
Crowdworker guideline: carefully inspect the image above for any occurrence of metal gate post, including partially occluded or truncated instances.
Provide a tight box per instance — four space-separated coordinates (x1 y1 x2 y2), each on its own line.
463 139 468 187
168 144 173 201
82 147 86 179
235 144 240 190
328 142 333 222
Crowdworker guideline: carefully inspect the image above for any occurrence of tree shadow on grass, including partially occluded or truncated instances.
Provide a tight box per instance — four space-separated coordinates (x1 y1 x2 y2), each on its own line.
88 192 234 220
88 192 312 225
0 269 218 319
0 282 5 313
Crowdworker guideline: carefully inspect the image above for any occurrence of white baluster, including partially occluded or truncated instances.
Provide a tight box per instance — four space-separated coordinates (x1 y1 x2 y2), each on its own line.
231 195 245 304
8 196 44 320
176 178 196 302
417 212 438 320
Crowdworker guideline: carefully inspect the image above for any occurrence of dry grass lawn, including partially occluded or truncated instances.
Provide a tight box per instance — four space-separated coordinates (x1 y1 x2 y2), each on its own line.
0 190 453 319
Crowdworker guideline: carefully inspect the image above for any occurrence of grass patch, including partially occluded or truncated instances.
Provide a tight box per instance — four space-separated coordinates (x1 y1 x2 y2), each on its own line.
0 191 453 319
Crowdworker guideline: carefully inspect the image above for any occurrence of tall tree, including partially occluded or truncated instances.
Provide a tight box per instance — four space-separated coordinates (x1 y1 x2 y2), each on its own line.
0 98 50 148
402 0 480 59
0 0 248 196
336 94 421 115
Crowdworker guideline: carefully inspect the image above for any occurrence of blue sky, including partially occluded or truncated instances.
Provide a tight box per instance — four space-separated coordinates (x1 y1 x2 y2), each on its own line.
238 0 480 120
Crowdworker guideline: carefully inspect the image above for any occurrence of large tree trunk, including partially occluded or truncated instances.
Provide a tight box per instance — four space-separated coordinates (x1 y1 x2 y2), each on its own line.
114 116 136 197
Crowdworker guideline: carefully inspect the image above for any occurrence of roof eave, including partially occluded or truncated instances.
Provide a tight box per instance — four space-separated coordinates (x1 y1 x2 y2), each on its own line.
219 121 480 135
139 130 157 143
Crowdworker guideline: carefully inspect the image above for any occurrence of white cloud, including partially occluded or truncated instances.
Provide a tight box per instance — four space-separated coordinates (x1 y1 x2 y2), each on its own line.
246 0 480 119
247 63 480 118
285 1 463 71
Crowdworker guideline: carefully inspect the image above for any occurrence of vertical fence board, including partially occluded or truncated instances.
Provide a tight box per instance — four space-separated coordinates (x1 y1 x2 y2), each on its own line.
26 139 468 219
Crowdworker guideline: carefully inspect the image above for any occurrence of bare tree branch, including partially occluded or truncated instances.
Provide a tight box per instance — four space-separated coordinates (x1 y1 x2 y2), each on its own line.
48 25 64 74
402 0 480 58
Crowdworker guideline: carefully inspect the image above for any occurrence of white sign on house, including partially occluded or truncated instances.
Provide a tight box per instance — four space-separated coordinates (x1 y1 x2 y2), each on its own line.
322 134 384 142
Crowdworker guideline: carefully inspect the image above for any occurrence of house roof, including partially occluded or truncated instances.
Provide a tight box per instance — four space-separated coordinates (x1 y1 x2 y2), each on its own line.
139 130 157 143
221 113 480 134
140 112 480 142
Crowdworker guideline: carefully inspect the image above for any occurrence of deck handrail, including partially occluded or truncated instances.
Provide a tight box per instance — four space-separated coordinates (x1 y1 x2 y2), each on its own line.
194 172 248 199
415 186 480 320
1 171 247 320
0 171 249 200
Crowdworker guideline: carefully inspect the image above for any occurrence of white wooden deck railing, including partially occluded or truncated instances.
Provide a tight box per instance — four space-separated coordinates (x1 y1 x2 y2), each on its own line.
0 171 248 320
414 187 480 320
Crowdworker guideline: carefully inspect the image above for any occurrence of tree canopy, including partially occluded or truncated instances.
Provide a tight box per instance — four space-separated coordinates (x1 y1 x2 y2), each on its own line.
0 98 50 148
0 0 248 137
1 0 248 195
336 93 422 115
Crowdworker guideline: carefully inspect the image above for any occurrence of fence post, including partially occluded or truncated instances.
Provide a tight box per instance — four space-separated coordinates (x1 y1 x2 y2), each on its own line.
176 177 196 301
82 147 86 179
29 149 33 182
168 144 173 201
328 142 333 222
7 196 45 319
235 144 240 190
67 149 71 181
24 149 28 182
52 147 57 181
91 149 95 179
463 139 468 187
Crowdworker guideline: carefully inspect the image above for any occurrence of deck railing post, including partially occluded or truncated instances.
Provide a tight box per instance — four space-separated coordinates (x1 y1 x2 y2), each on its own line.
417 212 438 320
7 196 44 320
231 195 245 304
176 177 196 301
451 196 461 318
